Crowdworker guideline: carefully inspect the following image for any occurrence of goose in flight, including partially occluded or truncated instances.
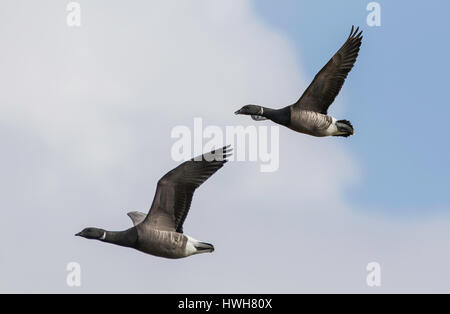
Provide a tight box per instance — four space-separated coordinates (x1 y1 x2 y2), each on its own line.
75 146 232 259
235 26 363 138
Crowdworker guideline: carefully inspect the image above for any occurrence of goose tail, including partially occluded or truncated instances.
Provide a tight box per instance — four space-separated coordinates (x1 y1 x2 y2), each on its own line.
194 242 215 253
334 120 354 137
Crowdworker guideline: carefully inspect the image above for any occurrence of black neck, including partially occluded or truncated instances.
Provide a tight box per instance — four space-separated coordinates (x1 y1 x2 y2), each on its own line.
103 228 138 248
261 106 290 126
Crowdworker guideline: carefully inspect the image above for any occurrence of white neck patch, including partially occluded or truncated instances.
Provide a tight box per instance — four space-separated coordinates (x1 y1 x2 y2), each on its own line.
100 232 106 241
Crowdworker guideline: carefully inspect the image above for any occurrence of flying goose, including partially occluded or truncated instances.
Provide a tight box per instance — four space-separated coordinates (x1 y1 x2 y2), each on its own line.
75 146 232 259
235 26 363 138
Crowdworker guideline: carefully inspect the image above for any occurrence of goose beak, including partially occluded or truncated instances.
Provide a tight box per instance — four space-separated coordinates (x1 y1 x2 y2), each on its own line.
75 232 81 237
234 109 242 115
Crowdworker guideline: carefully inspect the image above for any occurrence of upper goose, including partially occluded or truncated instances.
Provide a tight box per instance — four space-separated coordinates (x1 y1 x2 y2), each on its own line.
76 146 232 259
235 26 363 138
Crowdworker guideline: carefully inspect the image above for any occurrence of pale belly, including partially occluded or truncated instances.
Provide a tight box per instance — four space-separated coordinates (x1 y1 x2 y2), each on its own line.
289 109 335 137
136 229 188 259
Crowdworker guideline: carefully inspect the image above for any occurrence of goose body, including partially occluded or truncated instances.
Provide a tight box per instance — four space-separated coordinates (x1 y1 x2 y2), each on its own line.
235 26 362 138
132 226 212 259
288 109 334 137
133 228 196 259
76 146 232 259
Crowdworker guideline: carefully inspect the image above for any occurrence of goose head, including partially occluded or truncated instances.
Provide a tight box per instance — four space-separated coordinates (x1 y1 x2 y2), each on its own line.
234 104 263 116
75 227 106 240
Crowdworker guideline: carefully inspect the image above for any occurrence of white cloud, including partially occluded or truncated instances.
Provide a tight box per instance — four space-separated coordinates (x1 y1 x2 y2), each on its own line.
0 0 449 293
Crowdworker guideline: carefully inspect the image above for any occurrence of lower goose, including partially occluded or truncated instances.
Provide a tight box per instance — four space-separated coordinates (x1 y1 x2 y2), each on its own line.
75 146 232 259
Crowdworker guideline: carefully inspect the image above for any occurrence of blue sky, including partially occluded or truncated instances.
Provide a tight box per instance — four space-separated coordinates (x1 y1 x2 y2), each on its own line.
255 0 450 214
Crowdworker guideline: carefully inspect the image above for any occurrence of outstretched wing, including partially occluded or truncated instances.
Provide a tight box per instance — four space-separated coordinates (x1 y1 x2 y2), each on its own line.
294 26 363 114
142 146 232 233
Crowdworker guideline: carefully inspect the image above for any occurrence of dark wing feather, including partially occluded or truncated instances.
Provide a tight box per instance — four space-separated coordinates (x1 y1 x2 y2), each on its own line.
143 146 232 233
294 26 363 114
